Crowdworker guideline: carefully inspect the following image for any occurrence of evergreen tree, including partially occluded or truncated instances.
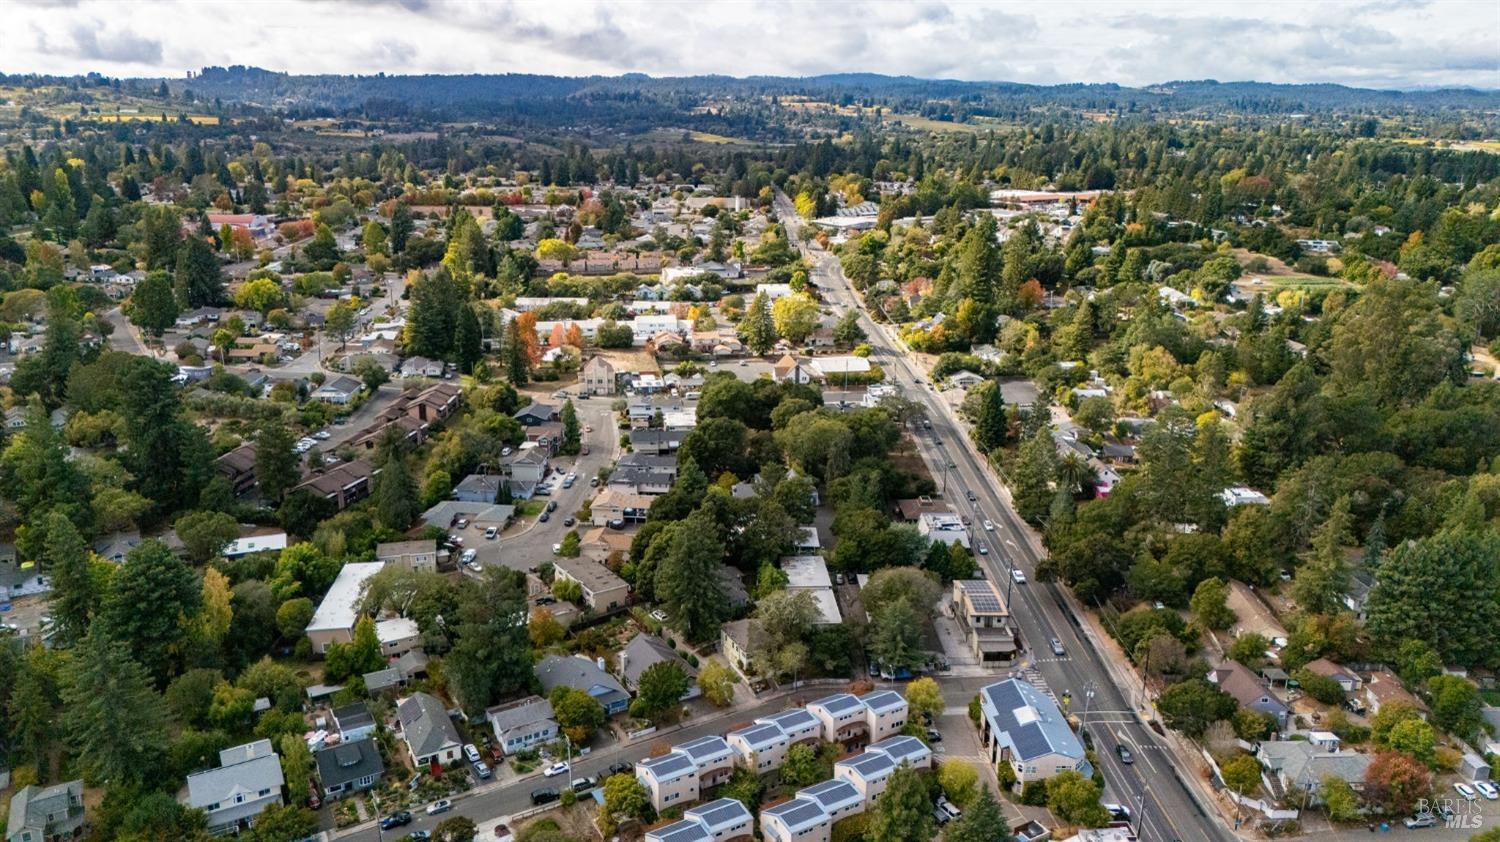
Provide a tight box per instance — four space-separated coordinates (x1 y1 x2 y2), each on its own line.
737 291 777 354
8 649 59 770
503 317 529 385
654 510 728 643
445 567 533 713
866 764 936 842
373 432 419 531
255 422 299 504
454 302 483 373
972 380 1007 451
389 203 413 253
100 539 201 685
174 233 225 307
62 631 169 785
560 399 581 455
128 270 179 336
43 511 96 646
942 788 1006 842
1010 426 1057 522
407 267 461 359
302 223 340 270
1292 495 1353 615
121 357 213 511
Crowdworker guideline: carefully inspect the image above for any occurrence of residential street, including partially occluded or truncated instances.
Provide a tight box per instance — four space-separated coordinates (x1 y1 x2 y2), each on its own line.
774 192 1234 842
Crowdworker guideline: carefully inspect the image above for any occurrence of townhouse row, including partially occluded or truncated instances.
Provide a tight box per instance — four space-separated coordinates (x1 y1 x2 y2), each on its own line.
636 690 909 810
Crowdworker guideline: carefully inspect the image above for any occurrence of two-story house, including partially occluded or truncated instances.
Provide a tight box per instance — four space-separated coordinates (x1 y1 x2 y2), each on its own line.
183 740 285 835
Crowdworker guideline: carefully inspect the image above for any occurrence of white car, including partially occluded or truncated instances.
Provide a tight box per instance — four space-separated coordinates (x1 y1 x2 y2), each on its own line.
552 543 562 555
426 799 452 815
1455 782 1478 802
543 761 571 778
983 520 995 531
460 549 477 564
464 743 482 764
1011 569 1027 584
650 609 668 622
485 527 498 539
313 430 332 440
1474 780 1499 800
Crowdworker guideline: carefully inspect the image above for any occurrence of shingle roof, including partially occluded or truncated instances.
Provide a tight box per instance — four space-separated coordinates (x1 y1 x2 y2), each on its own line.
185 740 285 809
535 655 629 709
397 692 461 758
485 695 555 738
315 737 385 788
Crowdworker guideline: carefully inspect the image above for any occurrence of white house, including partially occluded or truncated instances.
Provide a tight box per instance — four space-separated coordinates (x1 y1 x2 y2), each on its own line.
183 740 285 835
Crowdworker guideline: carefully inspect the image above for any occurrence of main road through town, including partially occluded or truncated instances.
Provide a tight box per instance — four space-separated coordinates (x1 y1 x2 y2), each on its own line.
773 192 1234 842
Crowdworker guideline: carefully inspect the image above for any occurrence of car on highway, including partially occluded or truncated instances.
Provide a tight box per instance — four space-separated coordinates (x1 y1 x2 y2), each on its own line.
380 812 413 830
978 546 988 555
531 787 560 805
983 520 995 531
1104 804 1131 823
1475 780 1499 800
544 761 571 777
1011 569 1027 584
1050 638 1066 656
1115 742 1133 764
426 799 452 815
966 491 977 502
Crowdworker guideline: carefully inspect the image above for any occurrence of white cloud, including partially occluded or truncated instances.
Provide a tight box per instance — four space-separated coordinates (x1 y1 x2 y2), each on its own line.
3 0 1496 90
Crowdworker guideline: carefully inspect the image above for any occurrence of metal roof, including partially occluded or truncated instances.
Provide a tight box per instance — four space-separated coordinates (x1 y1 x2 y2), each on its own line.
639 751 695 782
765 797 827 831
730 722 786 749
980 678 1086 763
810 693 863 716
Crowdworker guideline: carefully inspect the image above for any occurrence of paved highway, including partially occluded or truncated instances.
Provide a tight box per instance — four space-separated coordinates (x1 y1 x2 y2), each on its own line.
774 194 1232 842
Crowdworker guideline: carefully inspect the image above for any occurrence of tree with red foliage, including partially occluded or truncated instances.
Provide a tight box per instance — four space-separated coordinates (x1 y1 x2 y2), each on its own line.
1363 751 1432 815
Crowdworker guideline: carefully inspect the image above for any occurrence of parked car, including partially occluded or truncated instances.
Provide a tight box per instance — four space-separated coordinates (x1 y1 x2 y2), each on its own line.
464 744 482 764
925 727 943 742
546 500 558 513
379 812 413 830
539 511 550 523
530 788 560 805
485 527 498 539
1455 782 1478 802
607 518 625 529
1474 780 1499 800
563 516 575 527
407 833 431 842
552 543 562 554
426 799 452 815
936 796 961 822
1404 813 1437 829
608 761 633 776
590 477 600 487
460 549 477 564
650 609 668 622
456 518 469 529
474 760 492 779
572 775 597 793
313 430 332 440
562 477 575 489
1104 804 1131 822
534 596 556 606
543 761 571 777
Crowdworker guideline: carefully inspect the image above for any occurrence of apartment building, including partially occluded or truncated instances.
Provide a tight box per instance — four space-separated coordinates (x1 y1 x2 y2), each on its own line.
637 736 736 810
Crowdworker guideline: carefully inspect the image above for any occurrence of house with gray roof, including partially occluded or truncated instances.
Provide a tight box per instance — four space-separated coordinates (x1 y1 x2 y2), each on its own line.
183 739 285 835
978 678 1091 785
620 633 700 700
315 737 384 800
6 780 84 842
636 736 735 810
397 692 463 768
1255 740 1371 803
485 695 558 756
535 654 631 715
1210 661 1290 728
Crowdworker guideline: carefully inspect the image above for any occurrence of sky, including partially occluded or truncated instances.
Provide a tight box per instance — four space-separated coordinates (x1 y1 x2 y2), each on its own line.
7 0 1499 91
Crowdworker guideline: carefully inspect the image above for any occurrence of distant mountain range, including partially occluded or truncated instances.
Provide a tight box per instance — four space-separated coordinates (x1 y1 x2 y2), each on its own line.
177 66 1500 116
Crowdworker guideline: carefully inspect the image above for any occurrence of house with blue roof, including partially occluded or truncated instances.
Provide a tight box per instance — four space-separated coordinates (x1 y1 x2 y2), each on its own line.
763 736 932 842
978 678 1091 785
806 691 910 750
636 736 736 810
645 798 756 842
727 708 821 773
833 735 932 801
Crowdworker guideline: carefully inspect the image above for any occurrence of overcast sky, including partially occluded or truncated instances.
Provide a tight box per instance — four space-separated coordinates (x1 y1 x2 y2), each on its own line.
7 0 1498 90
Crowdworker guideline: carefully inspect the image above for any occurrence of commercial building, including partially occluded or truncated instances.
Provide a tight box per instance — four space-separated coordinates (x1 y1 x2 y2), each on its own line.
977 679 1091 785
305 561 386 654
951 579 1018 664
